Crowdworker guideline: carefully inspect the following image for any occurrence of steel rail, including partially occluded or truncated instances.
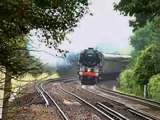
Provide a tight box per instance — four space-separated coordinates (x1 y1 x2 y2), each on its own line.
59 84 115 120
128 108 157 120
96 102 129 120
95 85 160 120
35 80 69 120
41 81 69 120
96 85 160 109
35 82 49 107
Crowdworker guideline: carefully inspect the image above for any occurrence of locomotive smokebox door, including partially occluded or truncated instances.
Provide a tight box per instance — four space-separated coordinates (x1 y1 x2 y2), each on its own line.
78 48 104 85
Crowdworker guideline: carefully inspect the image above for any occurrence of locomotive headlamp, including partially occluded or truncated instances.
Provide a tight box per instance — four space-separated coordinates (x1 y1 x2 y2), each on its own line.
87 68 91 72
95 73 99 76
79 72 83 75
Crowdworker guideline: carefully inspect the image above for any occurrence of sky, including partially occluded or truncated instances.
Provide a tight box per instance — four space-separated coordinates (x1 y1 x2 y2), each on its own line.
30 0 133 65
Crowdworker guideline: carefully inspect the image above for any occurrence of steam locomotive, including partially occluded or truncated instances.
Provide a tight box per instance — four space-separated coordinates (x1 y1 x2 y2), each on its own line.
78 48 104 85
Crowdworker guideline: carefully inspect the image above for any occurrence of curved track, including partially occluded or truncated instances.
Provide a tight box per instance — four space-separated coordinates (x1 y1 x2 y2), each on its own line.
92 84 160 120
59 83 114 119
35 78 160 120
59 81 131 120
97 84 160 109
35 78 131 120
35 79 69 120
96 102 129 120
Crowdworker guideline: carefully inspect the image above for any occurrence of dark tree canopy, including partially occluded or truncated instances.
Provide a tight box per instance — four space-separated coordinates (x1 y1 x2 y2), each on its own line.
0 0 89 49
0 0 89 74
0 37 42 76
133 42 160 85
130 22 160 57
114 0 160 30
0 1 89 119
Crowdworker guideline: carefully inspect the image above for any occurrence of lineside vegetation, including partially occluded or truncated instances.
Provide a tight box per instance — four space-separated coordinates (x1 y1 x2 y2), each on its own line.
115 1 160 102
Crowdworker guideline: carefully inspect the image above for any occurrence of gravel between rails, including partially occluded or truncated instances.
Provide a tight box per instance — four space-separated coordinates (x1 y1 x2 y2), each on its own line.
44 82 109 120
9 78 156 120
97 81 160 120
61 81 144 120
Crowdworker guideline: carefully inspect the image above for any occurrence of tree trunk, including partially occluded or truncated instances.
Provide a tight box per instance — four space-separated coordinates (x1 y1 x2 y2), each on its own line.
2 69 12 120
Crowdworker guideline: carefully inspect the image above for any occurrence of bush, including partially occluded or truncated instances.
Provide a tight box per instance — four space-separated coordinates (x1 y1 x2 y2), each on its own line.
118 69 134 93
133 43 160 86
148 74 160 102
118 68 143 96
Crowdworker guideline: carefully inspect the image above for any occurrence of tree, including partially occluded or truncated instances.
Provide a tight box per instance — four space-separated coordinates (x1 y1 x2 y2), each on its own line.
0 0 89 51
118 42 160 96
114 0 160 98
148 74 160 102
130 22 159 56
0 37 43 120
118 69 134 92
114 0 160 30
0 0 89 119
133 43 160 86
0 0 89 65
41 65 56 75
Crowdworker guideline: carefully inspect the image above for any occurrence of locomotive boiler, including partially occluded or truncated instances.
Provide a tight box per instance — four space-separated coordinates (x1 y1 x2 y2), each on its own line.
78 48 104 85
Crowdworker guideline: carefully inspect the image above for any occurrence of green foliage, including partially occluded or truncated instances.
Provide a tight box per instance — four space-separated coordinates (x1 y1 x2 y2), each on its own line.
0 0 89 48
115 0 160 99
0 0 89 75
0 37 42 76
148 74 160 102
118 68 142 96
114 0 160 30
119 42 160 96
118 68 143 96
0 1 89 119
118 69 134 92
130 22 158 54
133 43 160 85
129 21 160 73
41 65 56 75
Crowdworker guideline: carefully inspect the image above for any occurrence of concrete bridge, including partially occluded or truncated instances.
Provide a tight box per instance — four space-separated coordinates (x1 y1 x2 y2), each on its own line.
101 53 131 81
102 53 131 73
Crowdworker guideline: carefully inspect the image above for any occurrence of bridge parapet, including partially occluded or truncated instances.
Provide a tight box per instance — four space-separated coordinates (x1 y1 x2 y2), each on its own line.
102 53 131 73
102 53 131 61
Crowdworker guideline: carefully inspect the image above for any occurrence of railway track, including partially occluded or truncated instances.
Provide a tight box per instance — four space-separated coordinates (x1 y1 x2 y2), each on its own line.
96 102 129 120
128 108 157 120
81 84 160 120
64 80 158 120
96 102 155 120
35 78 133 120
63 80 157 120
35 79 112 119
35 78 159 120
97 84 160 109
59 82 130 120
35 79 69 120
